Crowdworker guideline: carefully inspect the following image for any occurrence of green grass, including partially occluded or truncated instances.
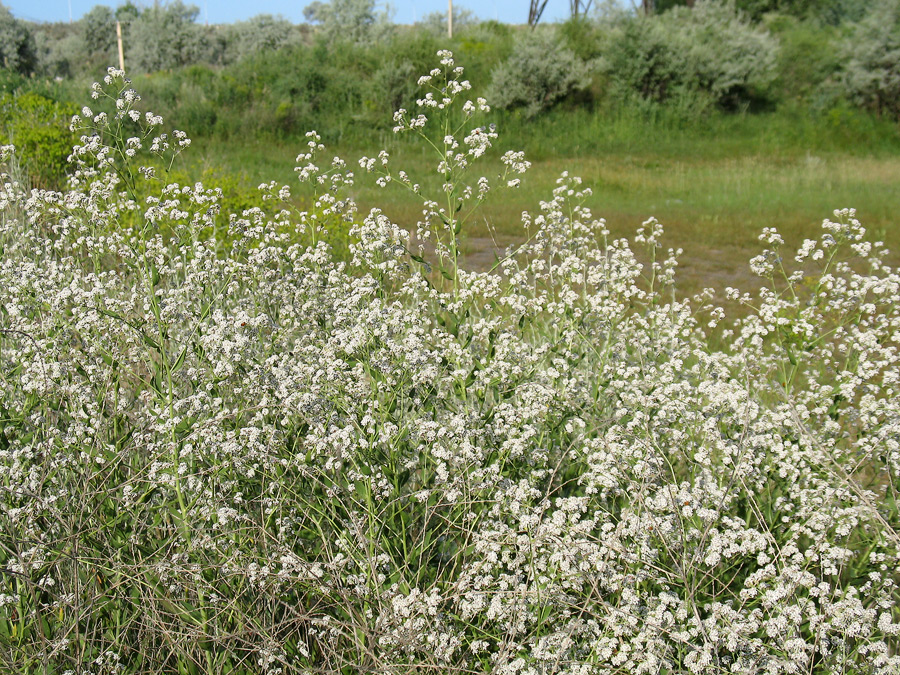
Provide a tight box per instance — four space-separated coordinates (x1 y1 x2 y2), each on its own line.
183 107 900 300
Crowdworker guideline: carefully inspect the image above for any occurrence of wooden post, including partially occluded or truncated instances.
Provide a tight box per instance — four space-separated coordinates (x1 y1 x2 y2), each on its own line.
448 0 453 38
116 21 125 72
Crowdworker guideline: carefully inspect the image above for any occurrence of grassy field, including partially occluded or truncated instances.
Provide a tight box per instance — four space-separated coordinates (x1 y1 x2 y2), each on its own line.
187 108 900 299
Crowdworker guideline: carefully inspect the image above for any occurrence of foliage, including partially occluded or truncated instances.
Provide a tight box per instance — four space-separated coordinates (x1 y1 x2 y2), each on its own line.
126 34 461 142
116 1 142 24
488 30 592 117
0 2 37 75
32 22 83 80
417 6 479 36
840 0 900 118
127 0 206 73
82 4 117 57
303 0 329 23
656 0 869 23
221 14 301 62
764 12 842 106
0 92 76 189
556 15 606 61
0 66 24 94
304 0 393 45
1 54 898 675
10 0 899 129
599 1 778 113
368 60 418 117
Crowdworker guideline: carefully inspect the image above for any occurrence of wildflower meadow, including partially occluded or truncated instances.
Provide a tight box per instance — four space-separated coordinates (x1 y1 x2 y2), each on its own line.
0 52 898 674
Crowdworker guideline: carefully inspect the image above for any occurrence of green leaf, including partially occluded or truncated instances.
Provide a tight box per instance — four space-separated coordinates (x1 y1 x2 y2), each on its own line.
174 416 196 437
100 351 119 371
141 332 161 352
149 366 165 397
354 479 370 503
397 469 410 489
198 302 212 322
785 344 797 366
171 346 187 373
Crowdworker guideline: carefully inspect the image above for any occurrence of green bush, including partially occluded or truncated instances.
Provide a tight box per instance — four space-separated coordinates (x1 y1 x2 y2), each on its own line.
556 15 605 61
80 4 118 71
306 0 394 45
0 66 24 94
488 30 592 117
840 0 900 119
0 92 76 189
0 1 37 75
219 14 303 64
765 13 842 107
127 1 207 73
417 6 479 36
600 1 778 113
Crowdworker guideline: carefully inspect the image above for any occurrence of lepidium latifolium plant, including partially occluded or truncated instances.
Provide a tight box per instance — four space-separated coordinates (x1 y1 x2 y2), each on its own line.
357 50 530 292
0 55 898 675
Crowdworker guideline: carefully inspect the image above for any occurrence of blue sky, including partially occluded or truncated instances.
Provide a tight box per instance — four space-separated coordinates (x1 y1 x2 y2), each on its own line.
7 0 579 26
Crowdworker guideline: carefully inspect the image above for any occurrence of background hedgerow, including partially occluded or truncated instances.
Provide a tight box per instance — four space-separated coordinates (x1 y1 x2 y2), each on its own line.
0 53 899 675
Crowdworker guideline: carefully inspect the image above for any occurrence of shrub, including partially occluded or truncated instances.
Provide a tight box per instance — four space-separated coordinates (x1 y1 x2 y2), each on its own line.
32 23 83 79
0 92 76 189
222 13 302 63
369 60 417 116
765 13 842 106
81 4 118 63
840 0 900 118
127 0 207 73
0 64 24 93
417 6 479 36
556 15 605 61
601 1 778 112
0 1 37 75
305 0 394 45
488 30 592 117
0 56 898 675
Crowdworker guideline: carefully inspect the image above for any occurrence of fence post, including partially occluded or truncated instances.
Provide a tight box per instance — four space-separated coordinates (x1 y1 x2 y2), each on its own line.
116 21 125 71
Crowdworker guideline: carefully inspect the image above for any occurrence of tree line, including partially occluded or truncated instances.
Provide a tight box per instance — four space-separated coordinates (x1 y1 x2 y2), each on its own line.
1 0 899 136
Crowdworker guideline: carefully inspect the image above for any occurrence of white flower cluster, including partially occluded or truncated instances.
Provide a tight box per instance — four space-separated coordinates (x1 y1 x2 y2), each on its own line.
0 53 897 675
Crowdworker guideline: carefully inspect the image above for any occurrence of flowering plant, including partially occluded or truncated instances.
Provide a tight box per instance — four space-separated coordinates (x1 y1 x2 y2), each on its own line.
0 56 897 675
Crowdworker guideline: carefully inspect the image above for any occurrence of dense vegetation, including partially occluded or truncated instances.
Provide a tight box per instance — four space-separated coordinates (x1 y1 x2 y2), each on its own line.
1 5 899 669
2 0 900 149
1 49 899 674
3 2 900 291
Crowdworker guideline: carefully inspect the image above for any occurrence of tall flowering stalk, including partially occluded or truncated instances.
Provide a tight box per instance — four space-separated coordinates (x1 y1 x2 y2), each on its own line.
360 49 530 298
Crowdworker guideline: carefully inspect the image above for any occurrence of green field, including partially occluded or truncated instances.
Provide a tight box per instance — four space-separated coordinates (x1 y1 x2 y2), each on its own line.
187 109 900 299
